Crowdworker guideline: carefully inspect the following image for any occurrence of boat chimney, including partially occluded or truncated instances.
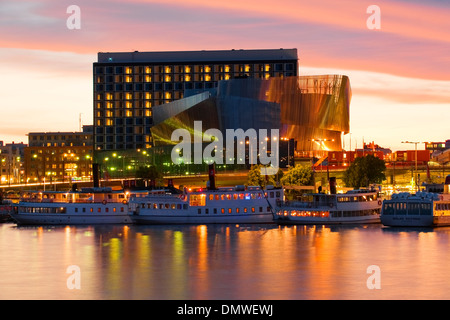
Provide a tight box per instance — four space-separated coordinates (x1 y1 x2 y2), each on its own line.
445 175 450 193
329 177 337 194
93 163 100 188
208 163 216 190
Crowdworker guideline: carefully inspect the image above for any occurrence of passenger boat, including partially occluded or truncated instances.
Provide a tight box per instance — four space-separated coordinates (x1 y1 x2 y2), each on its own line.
129 165 283 224
10 187 139 226
380 177 450 227
130 185 282 224
274 188 382 225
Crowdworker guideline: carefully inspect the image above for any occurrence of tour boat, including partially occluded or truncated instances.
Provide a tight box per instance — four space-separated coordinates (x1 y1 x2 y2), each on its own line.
130 185 282 224
10 187 141 225
380 178 450 227
274 189 382 225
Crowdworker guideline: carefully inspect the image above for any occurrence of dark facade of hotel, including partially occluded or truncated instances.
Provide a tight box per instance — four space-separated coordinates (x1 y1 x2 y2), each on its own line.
92 48 351 176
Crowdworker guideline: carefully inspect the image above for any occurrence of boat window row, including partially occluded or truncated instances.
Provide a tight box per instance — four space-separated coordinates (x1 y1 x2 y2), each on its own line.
19 207 67 214
277 209 380 218
435 203 450 211
383 202 432 215
74 207 125 213
206 191 281 201
337 194 378 202
140 203 188 210
197 206 270 215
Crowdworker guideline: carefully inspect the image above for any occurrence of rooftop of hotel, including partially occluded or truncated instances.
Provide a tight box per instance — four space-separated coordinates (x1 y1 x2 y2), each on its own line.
96 48 298 64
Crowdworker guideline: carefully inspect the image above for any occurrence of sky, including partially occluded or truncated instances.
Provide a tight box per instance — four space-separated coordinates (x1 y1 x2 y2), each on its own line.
0 0 449 151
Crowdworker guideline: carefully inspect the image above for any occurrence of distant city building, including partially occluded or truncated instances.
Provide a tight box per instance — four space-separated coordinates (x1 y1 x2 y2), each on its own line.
0 141 26 184
24 126 93 183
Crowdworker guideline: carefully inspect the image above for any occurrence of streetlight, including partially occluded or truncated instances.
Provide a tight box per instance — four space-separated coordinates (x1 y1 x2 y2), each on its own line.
401 141 423 191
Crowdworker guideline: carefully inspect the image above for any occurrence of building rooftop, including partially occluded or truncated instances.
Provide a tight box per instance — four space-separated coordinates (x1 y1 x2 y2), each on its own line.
96 48 298 64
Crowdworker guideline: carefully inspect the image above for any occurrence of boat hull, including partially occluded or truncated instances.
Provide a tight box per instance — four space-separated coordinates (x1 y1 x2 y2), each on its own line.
10 213 133 225
380 215 450 227
276 214 380 225
132 213 274 225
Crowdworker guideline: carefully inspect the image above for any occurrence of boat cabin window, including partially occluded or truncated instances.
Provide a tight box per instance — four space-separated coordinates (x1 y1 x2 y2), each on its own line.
190 194 206 206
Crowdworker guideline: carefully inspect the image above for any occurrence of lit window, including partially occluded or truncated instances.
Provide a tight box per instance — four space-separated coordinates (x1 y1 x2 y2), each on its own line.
205 75 211 82
185 75 191 82
125 67 132 74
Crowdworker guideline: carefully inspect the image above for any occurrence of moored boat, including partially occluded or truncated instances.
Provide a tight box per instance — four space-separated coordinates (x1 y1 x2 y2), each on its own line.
129 165 282 224
275 188 382 225
130 185 282 224
10 187 142 226
380 177 450 227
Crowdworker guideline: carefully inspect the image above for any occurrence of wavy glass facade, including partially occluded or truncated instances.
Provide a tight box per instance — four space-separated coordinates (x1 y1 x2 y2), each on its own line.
152 76 351 155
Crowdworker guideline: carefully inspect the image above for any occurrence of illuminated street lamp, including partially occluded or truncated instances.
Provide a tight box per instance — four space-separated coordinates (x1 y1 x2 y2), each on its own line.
402 141 423 191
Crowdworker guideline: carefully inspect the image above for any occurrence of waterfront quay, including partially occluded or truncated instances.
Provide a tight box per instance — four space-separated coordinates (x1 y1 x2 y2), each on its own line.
2 164 449 195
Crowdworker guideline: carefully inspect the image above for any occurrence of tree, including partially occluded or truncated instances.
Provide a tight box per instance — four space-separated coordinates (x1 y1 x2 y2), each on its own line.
343 154 386 189
135 165 163 187
246 165 283 188
280 164 314 187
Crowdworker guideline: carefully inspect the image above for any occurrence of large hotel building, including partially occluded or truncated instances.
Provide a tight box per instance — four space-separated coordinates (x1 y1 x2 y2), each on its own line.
93 49 299 152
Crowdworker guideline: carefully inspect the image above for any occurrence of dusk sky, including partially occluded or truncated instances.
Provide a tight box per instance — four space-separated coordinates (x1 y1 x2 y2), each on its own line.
1 0 449 151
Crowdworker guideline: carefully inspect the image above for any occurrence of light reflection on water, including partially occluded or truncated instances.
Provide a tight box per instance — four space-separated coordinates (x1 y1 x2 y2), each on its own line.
1 222 450 299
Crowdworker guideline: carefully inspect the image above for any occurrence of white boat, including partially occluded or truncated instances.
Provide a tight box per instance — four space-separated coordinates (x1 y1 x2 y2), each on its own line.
275 189 382 225
130 185 283 224
10 187 142 225
380 179 450 227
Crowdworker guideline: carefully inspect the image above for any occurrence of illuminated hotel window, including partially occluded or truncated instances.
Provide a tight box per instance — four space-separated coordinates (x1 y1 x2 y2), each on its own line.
144 75 152 82
145 101 152 108
245 65 251 72
165 66 172 73
185 66 191 73
106 93 113 100
165 75 172 82
225 74 231 80
205 74 211 82
264 64 270 72
106 119 113 126
204 65 211 73
126 110 132 117
145 92 152 99
185 75 191 82
125 76 132 83
224 65 231 73
125 66 133 74
125 93 133 100
125 102 132 109
144 66 151 74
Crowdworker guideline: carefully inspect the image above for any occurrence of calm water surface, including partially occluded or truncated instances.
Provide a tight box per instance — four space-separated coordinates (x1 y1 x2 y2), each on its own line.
1 222 450 300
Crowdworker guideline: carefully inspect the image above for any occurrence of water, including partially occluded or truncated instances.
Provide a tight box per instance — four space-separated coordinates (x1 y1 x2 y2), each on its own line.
1 222 450 300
